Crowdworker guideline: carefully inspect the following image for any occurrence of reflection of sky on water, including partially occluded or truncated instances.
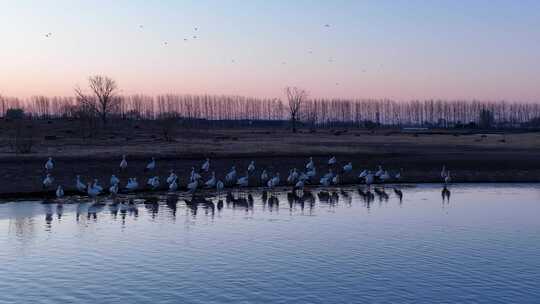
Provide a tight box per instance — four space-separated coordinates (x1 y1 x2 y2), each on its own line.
1 184 540 303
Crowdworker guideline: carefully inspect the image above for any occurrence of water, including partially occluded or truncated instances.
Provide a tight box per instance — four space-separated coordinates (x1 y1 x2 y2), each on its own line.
1 184 540 304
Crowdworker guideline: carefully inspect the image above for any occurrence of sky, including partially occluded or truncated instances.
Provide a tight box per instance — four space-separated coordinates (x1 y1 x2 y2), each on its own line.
1 0 539 101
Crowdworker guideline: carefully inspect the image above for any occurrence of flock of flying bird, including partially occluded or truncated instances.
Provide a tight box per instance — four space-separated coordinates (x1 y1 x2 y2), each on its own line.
42 155 453 200
43 23 374 73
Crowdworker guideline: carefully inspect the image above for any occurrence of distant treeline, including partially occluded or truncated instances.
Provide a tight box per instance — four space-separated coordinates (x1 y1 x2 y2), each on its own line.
1 94 540 129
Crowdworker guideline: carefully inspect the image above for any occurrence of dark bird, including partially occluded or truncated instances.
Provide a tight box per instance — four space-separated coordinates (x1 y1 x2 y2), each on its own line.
193 35 197 39
184 38 188 41
139 25 144 29
324 24 330 27
194 27 198 31
163 41 168 46
45 32 52 38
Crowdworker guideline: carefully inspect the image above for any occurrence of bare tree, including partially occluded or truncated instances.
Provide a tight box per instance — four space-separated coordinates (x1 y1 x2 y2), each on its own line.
285 87 308 133
75 75 119 124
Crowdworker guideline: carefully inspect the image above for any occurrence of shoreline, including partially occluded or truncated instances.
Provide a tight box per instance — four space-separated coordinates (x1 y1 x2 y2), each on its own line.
1 153 540 198
1 181 539 201
1 127 539 198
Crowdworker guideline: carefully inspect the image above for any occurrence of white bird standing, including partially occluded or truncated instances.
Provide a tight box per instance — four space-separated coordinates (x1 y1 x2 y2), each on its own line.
166 170 177 184
323 169 334 180
216 180 224 192
55 185 64 198
187 179 198 193
375 165 384 178
45 157 54 171
287 168 299 184
358 169 368 179
146 157 156 171
365 171 374 186
332 174 340 185
147 176 160 190
395 168 403 180
126 178 139 191
247 161 255 174
237 172 249 187
306 167 316 179
267 173 280 188
43 174 54 188
87 183 100 198
76 175 86 192
306 157 314 170
328 156 337 165
168 177 178 191
120 155 128 171
261 170 269 183
380 171 391 183
295 180 305 189
205 172 217 188
190 167 201 182
444 171 452 184
110 174 120 186
109 183 118 195
201 158 210 172
320 176 331 186
343 162 352 173
225 166 237 183
92 179 103 193
298 171 309 182
441 165 447 179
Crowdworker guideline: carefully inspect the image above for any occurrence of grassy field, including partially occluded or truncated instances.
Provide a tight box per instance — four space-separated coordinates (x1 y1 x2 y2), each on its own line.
1 119 540 196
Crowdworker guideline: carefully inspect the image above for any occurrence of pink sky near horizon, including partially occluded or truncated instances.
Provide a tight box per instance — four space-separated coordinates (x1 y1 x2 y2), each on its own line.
1 1 540 102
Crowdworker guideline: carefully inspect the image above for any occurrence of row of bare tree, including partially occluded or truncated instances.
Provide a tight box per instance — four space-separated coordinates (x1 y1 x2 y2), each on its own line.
1 76 539 129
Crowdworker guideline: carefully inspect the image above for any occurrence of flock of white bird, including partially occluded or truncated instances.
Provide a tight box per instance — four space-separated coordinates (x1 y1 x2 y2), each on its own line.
42 155 452 199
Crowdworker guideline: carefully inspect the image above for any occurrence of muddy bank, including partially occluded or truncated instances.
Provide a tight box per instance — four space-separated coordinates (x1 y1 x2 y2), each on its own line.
1 150 539 199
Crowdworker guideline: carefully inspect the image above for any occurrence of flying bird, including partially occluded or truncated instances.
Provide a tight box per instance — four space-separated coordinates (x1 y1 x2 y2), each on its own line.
44 32 52 38
324 24 330 27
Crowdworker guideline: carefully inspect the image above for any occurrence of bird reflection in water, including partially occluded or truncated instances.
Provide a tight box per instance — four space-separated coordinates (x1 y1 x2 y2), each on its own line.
374 187 389 203
144 197 159 220
358 187 375 211
442 186 451 204
166 194 178 218
393 187 403 205
33 187 407 230
109 199 119 218
43 203 53 230
184 195 215 219
88 201 105 221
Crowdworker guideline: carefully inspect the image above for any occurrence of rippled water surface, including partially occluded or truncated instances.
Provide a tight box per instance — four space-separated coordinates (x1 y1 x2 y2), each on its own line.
1 184 540 303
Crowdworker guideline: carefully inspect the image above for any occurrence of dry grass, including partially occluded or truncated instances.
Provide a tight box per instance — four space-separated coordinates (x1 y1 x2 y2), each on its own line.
1 119 539 159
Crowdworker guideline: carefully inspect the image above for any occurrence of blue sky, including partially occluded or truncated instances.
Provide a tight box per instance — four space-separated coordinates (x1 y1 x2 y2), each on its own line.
1 0 539 101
